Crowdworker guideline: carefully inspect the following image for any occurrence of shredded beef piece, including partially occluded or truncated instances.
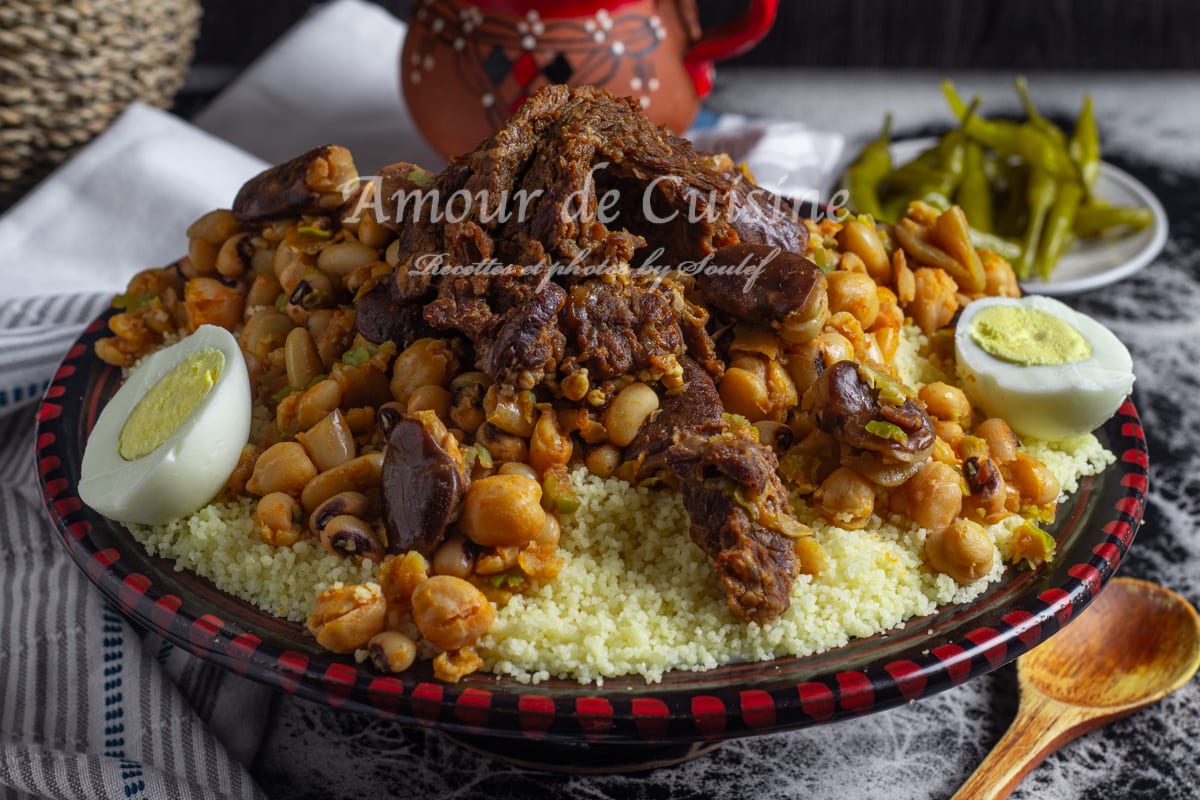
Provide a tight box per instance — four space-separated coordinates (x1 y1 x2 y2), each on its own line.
561 277 683 380
625 357 723 475
354 282 431 349
666 425 800 624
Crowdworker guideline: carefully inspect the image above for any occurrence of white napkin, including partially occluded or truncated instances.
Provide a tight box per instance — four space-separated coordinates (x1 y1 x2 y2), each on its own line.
0 104 267 299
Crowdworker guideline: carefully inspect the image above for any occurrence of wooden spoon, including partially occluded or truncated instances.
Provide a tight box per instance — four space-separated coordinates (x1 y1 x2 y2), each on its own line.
953 577 1200 800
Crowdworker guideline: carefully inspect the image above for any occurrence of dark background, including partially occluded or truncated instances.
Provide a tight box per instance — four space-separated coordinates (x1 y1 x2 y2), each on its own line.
190 0 1200 78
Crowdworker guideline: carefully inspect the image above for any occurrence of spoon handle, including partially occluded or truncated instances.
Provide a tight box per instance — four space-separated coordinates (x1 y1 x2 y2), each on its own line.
950 691 1089 800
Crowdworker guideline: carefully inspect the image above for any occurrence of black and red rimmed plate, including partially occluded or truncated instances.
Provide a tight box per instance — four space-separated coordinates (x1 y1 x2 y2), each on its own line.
36 307 1148 766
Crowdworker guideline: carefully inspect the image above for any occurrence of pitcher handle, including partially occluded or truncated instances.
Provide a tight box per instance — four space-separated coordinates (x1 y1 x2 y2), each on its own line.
683 0 779 97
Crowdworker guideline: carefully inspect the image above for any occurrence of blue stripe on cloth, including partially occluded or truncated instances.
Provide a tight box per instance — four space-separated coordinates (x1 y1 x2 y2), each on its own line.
101 606 145 797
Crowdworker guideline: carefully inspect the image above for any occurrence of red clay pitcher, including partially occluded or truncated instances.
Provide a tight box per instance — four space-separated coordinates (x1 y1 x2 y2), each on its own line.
401 0 779 158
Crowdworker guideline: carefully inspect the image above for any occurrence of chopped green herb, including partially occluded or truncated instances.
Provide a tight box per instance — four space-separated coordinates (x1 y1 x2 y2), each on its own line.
865 419 908 442
113 291 156 312
342 346 370 366
275 293 288 311
297 225 331 238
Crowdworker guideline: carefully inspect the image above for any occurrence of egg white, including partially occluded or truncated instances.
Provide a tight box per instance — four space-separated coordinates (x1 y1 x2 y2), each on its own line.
80 324 252 525
954 295 1134 441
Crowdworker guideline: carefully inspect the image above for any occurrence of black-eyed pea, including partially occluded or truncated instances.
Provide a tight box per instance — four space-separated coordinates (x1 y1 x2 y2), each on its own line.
432 533 475 579
410 576 495 652
309 490 371 535
285 326 323 389
320 515 385 562
297 409 356 472
368 631 417 673
475 423 528 465
246 442 318 496
975 417 1019 464
1008 452 1061 506
317 241 379 277
585 443 622 479
297 378 343 431
603 382 659 447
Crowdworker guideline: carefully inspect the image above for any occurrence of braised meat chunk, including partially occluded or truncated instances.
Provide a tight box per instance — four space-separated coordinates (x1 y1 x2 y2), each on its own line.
666 422 807 624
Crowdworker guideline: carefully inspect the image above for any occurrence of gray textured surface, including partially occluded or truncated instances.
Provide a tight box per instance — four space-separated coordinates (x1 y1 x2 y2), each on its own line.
251 71 1200 799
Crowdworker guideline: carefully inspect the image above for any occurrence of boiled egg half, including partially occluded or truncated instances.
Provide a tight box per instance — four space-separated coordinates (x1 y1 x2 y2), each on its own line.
954 295 1134 441
80 324 252 525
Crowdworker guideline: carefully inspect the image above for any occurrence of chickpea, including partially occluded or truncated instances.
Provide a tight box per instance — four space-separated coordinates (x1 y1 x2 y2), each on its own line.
981 249 1021 298
254 492 304 547
475 423 528 465
390 338 457 407
529 408 573 474
918 382 973 426
826 270 880 329
925 519 995 584
306 582 387 654
368 631 417 674
975 418 1019 464
246 442 318 497
836 218 891 284
604 382 660 446
813 466 875 529
459 474 546 548
411 576 496 652
1008 452 1061 507
183 277 245 331
908 267 959 334
379 551 430 608
900 461 963 532
719 367 770 422
932 419 965 449
407 384 452 420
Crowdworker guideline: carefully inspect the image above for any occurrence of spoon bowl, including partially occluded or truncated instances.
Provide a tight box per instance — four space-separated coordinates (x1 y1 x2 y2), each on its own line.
953 577 1200 800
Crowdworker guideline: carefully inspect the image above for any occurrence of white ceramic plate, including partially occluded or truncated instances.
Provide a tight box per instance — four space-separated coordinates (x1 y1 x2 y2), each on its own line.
889 138 1168 296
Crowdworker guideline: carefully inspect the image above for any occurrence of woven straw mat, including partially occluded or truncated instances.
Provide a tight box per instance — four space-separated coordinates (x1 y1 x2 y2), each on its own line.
0 0 202 206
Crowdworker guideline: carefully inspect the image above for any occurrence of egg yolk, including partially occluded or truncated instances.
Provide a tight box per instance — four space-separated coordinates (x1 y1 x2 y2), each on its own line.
118 348 225 460
969 306 1092 366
